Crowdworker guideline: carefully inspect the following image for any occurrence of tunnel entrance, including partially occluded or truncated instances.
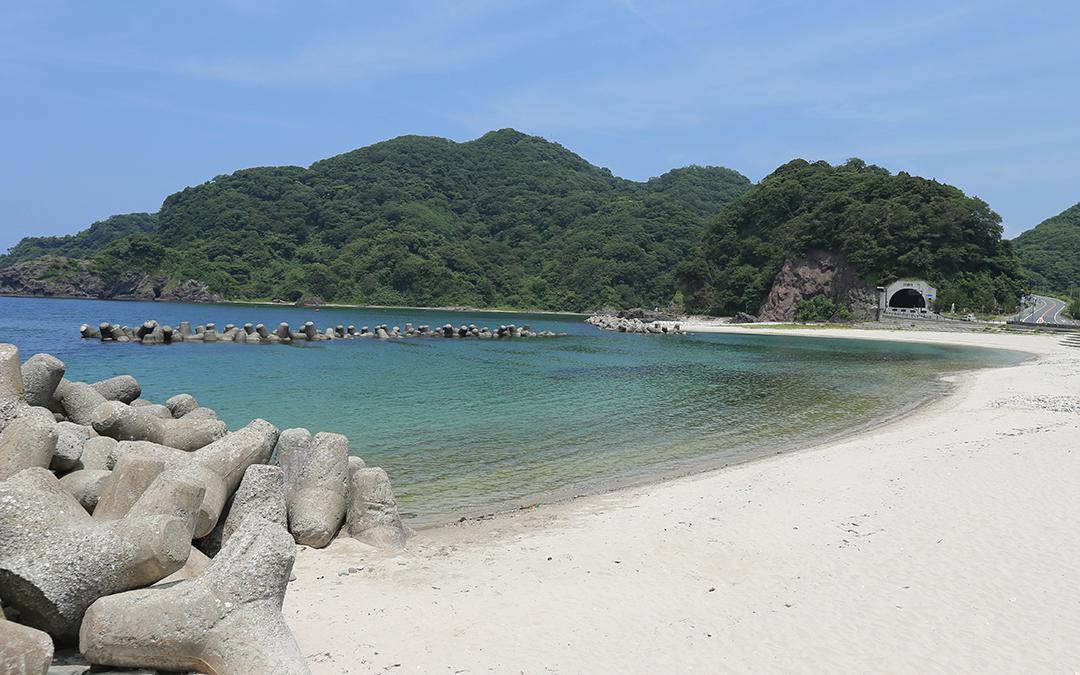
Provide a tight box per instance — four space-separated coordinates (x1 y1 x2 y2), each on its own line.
888 288 926 309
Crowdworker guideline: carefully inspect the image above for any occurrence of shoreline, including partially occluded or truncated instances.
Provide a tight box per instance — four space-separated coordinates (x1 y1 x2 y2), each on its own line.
0 292 590 317
408 364 971 530
285 327 1080 672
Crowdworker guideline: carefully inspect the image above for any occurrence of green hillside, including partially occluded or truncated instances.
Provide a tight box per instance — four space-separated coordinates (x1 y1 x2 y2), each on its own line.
680 158 1024 315
1013 201 1080 297
12 130 751 311
2 134 1033 316
1 212 158 266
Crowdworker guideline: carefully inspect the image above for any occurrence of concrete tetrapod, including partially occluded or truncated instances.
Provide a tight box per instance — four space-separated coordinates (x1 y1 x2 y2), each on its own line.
164 393 199 418
112 419 280 538
125 469 207 537
0 407 57 481
92 454 166 522
53 380 108 426
80 515 310 675
0 344 23 394
91 400 227 451
280 431 348 548
199 464 288 557
58 468 113 513
346 467 410 550
51 421 92 472
0 608 53 675
0 468 191 640
90 375 141 404
78 436 118 471
19 353 64 409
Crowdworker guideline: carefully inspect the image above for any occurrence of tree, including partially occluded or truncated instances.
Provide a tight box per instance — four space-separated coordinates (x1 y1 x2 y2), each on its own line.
794 295 852 322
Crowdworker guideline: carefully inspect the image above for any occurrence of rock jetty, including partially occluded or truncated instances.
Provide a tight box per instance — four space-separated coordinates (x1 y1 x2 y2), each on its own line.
587 312 684 334
79 319 563 344
0 342 411 674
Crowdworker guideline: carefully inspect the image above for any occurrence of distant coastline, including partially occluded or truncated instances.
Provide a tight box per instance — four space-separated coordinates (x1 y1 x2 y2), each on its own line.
0 291 590 317
232 298 591 317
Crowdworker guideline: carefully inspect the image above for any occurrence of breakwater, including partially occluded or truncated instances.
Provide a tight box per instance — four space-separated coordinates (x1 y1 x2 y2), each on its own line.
586 312 684 334
80 319 564 344
0 342 408 672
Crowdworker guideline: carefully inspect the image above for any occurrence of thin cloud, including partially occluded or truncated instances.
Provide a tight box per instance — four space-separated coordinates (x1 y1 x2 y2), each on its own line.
461 4 999 133
173 1 546 86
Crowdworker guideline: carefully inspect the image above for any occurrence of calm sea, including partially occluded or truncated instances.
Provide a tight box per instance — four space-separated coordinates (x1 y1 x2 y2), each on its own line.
0 297 1024 525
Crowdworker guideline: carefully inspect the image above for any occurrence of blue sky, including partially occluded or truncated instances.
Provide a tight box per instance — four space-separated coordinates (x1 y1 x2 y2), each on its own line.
2 0 1078 251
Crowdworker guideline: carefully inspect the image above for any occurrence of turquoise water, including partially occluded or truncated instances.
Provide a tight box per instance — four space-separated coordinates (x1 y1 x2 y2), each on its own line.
0 297 1025 525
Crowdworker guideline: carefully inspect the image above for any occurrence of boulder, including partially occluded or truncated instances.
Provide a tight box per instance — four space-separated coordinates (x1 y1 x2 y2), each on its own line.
0 610 53 675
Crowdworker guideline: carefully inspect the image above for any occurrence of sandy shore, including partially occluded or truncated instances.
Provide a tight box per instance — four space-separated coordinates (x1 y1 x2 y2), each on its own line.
285 327 1080 673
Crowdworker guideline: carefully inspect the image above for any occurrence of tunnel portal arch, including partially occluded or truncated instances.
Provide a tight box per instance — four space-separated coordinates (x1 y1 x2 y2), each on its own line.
888 288 927 309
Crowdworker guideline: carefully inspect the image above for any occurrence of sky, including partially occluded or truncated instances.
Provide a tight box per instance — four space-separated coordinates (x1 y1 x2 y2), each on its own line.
2 0 1079 251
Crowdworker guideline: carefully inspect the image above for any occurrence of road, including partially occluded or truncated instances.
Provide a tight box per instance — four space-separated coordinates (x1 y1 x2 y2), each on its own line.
1017 294 1075 325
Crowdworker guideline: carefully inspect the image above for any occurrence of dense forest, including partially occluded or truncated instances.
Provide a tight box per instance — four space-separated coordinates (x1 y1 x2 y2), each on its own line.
1 131 1042 316
679 159 1024 315
3 213 158 265
1 130 751 311
1012 201 1080 301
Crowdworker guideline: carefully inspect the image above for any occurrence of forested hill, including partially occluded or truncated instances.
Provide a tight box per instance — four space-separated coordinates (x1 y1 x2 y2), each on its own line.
1012 201 1080 296
1 135 1031 315
2 213 158 265
1 129 752 310
679 158 1024 315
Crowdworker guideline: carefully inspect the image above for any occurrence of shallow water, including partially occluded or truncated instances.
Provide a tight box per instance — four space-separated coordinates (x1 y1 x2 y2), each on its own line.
0 297 1025 524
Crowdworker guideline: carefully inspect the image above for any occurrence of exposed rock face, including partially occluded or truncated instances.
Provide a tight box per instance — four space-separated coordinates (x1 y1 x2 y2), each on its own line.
0 256 222 303
757 250 876 322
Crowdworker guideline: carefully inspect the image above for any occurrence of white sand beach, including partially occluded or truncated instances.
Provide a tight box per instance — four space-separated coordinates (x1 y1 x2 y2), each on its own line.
285 327 1080 673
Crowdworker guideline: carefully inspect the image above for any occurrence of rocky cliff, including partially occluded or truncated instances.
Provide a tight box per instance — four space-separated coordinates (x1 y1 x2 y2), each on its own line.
757 250 876 321
0 257 222 303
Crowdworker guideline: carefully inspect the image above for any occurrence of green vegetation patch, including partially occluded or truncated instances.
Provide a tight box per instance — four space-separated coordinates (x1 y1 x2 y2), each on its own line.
1013 201 1080 297
680 158 1023 316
